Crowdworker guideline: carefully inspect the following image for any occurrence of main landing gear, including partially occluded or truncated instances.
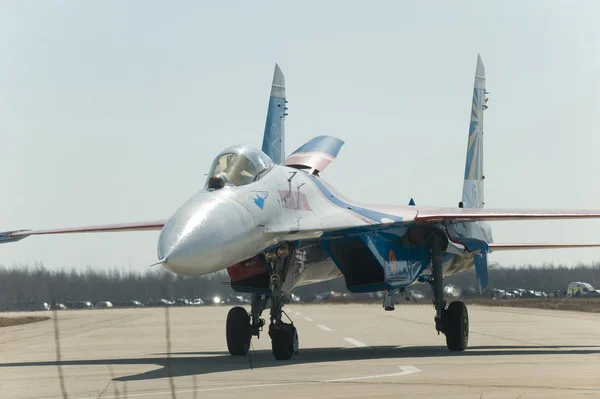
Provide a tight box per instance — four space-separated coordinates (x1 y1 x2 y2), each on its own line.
225 244 298 360
427 231 469 351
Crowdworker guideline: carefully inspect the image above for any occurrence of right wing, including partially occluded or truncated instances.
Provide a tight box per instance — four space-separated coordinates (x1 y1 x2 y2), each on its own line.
489 243 600 252
0 220 166 244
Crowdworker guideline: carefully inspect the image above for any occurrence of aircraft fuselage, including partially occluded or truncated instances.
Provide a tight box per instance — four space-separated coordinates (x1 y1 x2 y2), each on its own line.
157 157 491 293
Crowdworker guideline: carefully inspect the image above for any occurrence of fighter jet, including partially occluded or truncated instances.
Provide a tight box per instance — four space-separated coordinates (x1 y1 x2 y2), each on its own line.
3 56 600 360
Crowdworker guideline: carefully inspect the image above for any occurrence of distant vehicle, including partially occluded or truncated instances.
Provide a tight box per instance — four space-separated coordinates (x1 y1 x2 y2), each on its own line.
444 284 462 298
190 298 204 306
123 300 143 307
408 290 425 300
51 303 67 310
313 291 335 301
567 282 595 297
492 289 515 299
229 295 250 304
554 289 567 298
174 298 190 306
146 298 174 306
70 301 93 309
96 301 113 308
506 289 524 298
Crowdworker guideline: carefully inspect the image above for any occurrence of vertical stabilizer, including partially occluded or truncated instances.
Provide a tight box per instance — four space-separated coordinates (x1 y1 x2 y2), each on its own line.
461 54 487 208
261 64 287 164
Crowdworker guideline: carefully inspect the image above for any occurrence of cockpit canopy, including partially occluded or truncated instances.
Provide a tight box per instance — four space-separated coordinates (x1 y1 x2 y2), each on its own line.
207 145 274 188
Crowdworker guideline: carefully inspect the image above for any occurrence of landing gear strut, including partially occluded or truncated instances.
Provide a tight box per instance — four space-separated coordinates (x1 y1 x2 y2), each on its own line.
266 244 299 360
427 231 469 351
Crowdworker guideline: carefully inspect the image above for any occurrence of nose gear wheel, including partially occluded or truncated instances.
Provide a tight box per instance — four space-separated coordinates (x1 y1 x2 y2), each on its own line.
226 306 251 356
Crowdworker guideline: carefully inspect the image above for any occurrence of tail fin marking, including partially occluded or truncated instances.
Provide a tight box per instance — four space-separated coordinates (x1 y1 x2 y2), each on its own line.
261 64 287 165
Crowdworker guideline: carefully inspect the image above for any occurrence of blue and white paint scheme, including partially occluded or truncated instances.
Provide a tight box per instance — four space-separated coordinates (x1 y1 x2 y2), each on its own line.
462 54 486 209
3 55 600 357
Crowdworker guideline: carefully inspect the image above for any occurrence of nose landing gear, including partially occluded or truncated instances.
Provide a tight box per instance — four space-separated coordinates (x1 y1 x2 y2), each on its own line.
266 244 298 360
225 244 298 360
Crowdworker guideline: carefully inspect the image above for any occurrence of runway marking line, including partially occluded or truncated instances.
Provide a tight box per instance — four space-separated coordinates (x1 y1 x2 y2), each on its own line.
295 312 302 316
317 324 333 331
76 382 303 399
323 366 421 382
343 337 368 347
304 316 313 322
79 366 422 398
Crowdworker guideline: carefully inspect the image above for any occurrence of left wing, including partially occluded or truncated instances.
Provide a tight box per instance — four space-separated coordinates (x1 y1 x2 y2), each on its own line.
0 220 166 244
414 207 600 222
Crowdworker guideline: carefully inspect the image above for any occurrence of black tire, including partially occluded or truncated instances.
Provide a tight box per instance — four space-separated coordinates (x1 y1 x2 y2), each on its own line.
226 306 251 356
444 301 469 351
270 323 297 360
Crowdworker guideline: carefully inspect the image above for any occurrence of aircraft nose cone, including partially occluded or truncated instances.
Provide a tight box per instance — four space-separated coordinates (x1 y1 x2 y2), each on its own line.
157 194 257 276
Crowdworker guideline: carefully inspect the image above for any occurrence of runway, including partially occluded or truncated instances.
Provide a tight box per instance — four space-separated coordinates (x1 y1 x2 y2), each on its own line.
1 303 600 398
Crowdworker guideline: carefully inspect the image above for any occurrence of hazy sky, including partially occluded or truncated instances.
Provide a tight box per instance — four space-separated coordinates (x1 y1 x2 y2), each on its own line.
1 0 599 272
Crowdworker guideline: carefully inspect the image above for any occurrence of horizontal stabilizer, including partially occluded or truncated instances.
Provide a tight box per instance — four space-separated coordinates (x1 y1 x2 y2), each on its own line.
284 135 344 174
489 243 600 251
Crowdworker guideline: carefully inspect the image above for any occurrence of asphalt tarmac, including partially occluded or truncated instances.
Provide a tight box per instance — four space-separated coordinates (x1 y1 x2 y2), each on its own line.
1 303 600 398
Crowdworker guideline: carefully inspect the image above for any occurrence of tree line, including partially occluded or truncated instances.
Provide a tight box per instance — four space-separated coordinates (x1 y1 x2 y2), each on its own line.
444 261 600 294
0 261 599 311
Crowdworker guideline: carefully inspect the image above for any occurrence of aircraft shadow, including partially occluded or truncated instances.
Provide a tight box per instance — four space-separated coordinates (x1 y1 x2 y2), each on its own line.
1 345 599 382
